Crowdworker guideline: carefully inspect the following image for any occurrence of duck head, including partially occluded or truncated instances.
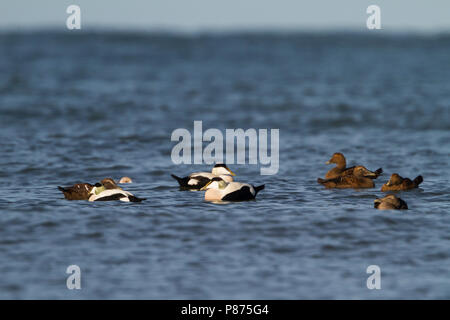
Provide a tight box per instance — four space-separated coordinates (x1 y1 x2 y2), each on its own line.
385 173 402 186
219 174 234 183
90 183 106 196
211 164 235 176
325 153 346 169
374 194 408 210
353 166 378 178
101 178 119 189
119 176 132 184
200 177 228 191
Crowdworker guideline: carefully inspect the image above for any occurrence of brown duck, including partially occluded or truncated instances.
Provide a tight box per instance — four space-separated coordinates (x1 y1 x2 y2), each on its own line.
324 152 382 179
374 194 408 210
100 178 122 190
381 173 423 191
58 182 101 200
318 166 377 189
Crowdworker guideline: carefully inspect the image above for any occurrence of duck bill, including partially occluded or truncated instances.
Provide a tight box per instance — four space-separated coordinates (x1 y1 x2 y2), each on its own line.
200 181 212 191
385 180 392 186
364 171 378 178
325 160 332 165
226 167 236 176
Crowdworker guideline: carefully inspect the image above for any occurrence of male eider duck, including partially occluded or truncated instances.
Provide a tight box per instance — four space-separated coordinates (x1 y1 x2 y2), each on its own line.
171 164 236 190
324 152 382 179
374 194 408 210
200 177 265 202
89 178 146 202
317 166 377 189
381 173 423 191
58 182 101 200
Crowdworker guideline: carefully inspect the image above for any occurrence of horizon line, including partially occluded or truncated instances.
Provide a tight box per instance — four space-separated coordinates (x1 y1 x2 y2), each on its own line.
1 25 450 36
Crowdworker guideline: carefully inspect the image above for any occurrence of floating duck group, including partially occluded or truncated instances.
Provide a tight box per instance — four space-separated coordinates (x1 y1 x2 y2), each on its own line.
58 177 146 202
171 164 265 201
58 153 422 210
58 164 265 203
317 152 423 210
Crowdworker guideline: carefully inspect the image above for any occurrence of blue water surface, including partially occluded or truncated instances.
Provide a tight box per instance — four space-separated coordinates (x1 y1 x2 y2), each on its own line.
0 31 449 299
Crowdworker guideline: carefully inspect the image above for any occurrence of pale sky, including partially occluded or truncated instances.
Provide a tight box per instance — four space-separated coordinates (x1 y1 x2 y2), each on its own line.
1 0 449 32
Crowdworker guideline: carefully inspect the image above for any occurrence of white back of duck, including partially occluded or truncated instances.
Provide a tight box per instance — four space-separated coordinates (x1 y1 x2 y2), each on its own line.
89 186 133 202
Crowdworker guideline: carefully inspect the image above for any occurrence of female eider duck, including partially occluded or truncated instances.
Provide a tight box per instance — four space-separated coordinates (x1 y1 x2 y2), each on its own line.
171 164 236 190
200 177 265 202
58 182 101 200
374 194 408 210
318 166 378 189
324 152 382 179
89 178 146 202
381 173 423 191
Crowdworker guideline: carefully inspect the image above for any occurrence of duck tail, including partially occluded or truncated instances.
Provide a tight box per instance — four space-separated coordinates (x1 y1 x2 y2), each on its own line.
374 199 381 209
317 178 325 184
128 195 146 203
58 186 68 192
254 184 265 195
399 198 408 210
170 174 189 187
413 175 423 186
374 168 383 176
